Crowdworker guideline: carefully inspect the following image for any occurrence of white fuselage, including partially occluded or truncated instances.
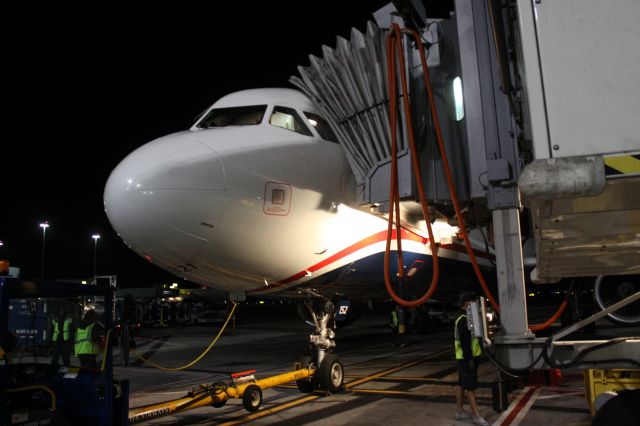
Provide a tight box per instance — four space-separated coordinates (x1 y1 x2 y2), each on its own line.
104 88 487 297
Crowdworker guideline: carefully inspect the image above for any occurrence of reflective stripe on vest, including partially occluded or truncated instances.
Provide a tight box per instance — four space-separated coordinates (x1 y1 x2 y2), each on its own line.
390 311 398 326
75 323 99 356
454 314 481 359
52 318 72 341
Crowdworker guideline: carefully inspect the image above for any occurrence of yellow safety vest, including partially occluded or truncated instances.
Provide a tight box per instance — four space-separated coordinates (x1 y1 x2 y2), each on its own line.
390 311 398 327
75 323 99 356
454 314 481 359
52 318 72 341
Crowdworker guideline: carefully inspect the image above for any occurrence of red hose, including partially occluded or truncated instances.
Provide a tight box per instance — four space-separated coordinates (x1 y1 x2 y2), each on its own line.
529 300 569 331
406 26 500 312
384 25 440 308
384 24 565 330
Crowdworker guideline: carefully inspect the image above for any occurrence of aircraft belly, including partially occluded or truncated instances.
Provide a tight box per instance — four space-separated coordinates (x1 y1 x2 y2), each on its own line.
251 250 495 299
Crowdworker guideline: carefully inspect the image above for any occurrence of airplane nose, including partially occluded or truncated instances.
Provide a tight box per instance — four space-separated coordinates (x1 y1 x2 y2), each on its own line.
104 133 226 265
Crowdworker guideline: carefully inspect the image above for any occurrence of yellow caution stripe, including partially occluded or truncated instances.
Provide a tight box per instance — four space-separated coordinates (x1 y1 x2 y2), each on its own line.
604 154 640 177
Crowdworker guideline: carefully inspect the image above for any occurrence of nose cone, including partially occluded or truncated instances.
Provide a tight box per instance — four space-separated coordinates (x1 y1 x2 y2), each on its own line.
104 132 226 266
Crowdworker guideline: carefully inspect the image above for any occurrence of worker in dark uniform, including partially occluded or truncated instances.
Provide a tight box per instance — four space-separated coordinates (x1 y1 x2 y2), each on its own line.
0 331 17 365
454 292 489 426
75 309 104 369
50 304 74 367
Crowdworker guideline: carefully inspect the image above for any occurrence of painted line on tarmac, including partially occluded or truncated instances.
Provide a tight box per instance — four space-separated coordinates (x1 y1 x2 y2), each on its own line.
218 348 453 426
345 363 458 381
217 394 319 426
347 388 492 400
493 386 541 426
342 336 450 368
131 336 171 367
346 348 452 388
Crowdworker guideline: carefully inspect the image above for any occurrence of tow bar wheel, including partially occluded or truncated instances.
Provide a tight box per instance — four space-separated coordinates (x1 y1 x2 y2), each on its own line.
242 384 263 412
210 382 228 408
318 354 344 393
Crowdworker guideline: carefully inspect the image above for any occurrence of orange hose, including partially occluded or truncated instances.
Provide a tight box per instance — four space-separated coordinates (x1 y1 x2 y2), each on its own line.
406 26 500 312
529 300 568 331
384 25 440 308
384 24 566 330
408 27 568 329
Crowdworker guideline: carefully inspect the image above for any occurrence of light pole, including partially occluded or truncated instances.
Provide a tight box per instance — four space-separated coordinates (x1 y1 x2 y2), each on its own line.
39 222 49 280
92 234 100 284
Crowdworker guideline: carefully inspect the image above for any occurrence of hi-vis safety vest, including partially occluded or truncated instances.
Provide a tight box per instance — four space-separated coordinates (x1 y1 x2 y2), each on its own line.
52 318 72 341
454 314 481 360
390 311 398 327
75 323 99 356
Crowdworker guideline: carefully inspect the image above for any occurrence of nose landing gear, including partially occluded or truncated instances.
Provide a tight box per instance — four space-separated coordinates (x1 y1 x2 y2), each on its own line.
299 299 344 394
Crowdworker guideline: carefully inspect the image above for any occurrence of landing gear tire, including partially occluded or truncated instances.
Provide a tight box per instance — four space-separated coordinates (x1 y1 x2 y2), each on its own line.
318 353 343 393
594 275 640 326
211 382 228 408
296 355 318 393
242 384 262 412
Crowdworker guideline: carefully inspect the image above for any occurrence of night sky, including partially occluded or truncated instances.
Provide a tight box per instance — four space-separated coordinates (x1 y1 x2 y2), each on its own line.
2 2 456 287
1 2 401 286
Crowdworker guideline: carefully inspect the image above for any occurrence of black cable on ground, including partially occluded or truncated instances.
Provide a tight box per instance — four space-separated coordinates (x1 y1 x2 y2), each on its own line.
542 336 640 369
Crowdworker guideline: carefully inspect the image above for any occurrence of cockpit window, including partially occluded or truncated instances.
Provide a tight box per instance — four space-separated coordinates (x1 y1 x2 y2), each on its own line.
269 106 313 136
303 112 338 143
197 105 267 128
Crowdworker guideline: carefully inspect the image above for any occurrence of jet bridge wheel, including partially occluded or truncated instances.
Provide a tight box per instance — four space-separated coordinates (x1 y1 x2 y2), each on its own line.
594 275 640 326
296 355 319 393
318 354 344 393
242 384 262 412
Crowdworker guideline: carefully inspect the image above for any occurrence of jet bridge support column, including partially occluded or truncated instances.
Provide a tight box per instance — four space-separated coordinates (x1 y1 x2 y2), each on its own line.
492 208 541 369
493 208 529 337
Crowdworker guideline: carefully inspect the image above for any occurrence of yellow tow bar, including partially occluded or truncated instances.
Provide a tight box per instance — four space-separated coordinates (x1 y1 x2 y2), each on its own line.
128 366 315 424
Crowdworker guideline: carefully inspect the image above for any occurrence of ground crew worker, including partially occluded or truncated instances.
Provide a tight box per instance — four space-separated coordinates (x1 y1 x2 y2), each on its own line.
50 305 74 367
389 306 399 346
75 309 104 369
454 292 489 426
0 331 16 365
390 305 406 347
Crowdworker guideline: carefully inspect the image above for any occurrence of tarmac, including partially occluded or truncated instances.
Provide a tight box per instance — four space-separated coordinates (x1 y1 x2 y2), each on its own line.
119 305 597 425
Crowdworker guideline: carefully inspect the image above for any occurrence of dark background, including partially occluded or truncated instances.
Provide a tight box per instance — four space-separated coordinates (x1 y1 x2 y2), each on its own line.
1 2 453 286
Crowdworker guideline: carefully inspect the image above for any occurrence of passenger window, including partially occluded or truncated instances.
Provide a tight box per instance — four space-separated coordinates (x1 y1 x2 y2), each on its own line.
303 112 338 143
269 106 313 136
197 105 267 128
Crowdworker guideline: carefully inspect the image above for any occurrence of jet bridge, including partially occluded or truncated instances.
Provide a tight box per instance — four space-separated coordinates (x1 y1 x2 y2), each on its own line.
290 1 519 219
291 0 640 377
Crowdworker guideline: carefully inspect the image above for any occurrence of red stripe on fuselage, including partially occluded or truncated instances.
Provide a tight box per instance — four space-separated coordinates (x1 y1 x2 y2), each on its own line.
247 229 491 293
279 229 424 285
248 229 422 293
